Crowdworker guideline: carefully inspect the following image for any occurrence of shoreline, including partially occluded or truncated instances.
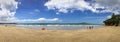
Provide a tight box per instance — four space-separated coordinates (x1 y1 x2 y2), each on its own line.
14 24 103 30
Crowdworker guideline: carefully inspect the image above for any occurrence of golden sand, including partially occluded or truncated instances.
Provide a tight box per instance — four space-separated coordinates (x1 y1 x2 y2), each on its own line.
0 25 119 42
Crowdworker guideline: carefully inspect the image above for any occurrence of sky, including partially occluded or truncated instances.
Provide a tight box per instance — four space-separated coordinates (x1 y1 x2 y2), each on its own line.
0 0 120 24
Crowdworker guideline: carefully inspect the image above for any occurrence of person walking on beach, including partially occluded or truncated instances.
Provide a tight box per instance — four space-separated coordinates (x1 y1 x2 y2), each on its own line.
91 26 94 29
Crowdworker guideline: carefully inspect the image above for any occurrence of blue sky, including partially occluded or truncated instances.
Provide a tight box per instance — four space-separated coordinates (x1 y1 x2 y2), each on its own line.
0 0 119 24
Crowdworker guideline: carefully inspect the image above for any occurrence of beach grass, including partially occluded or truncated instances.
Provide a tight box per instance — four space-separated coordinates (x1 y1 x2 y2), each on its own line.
0 25 119 42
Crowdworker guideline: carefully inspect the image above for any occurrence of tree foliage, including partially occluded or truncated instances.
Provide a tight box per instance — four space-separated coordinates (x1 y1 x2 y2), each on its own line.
104 13 120 26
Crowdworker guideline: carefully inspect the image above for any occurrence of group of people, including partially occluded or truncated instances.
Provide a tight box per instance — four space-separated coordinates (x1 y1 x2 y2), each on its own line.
87 26 94 29
41 26 94 30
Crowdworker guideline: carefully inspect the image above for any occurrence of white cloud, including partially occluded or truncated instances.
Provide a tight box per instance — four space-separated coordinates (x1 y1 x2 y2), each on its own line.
95 0 120 7
92 0 120 14
107 15 112 19
0 0 18 22
34 9 40 12
44 0 97 13
45 0 120 14
29 9 40 14
0 17 61 23
38 18 59 22
14 18 61 23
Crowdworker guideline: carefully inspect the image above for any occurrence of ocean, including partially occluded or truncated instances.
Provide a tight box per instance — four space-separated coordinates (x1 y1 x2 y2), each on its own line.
15 23 103 30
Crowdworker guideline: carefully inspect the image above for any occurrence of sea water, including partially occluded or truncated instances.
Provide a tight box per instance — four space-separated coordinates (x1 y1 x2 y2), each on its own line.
15 23 103 30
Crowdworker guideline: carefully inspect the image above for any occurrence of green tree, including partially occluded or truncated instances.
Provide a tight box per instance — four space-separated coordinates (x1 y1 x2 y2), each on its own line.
111 13 116 19
104 13 120 26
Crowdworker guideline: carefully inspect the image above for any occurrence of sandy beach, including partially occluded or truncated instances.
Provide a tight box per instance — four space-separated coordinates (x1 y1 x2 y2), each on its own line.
0 25 120 42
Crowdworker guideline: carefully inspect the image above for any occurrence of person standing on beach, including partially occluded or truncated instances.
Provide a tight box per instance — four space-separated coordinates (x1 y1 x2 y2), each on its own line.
89 26 91 29
91 26 94 29
88 26 93 29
